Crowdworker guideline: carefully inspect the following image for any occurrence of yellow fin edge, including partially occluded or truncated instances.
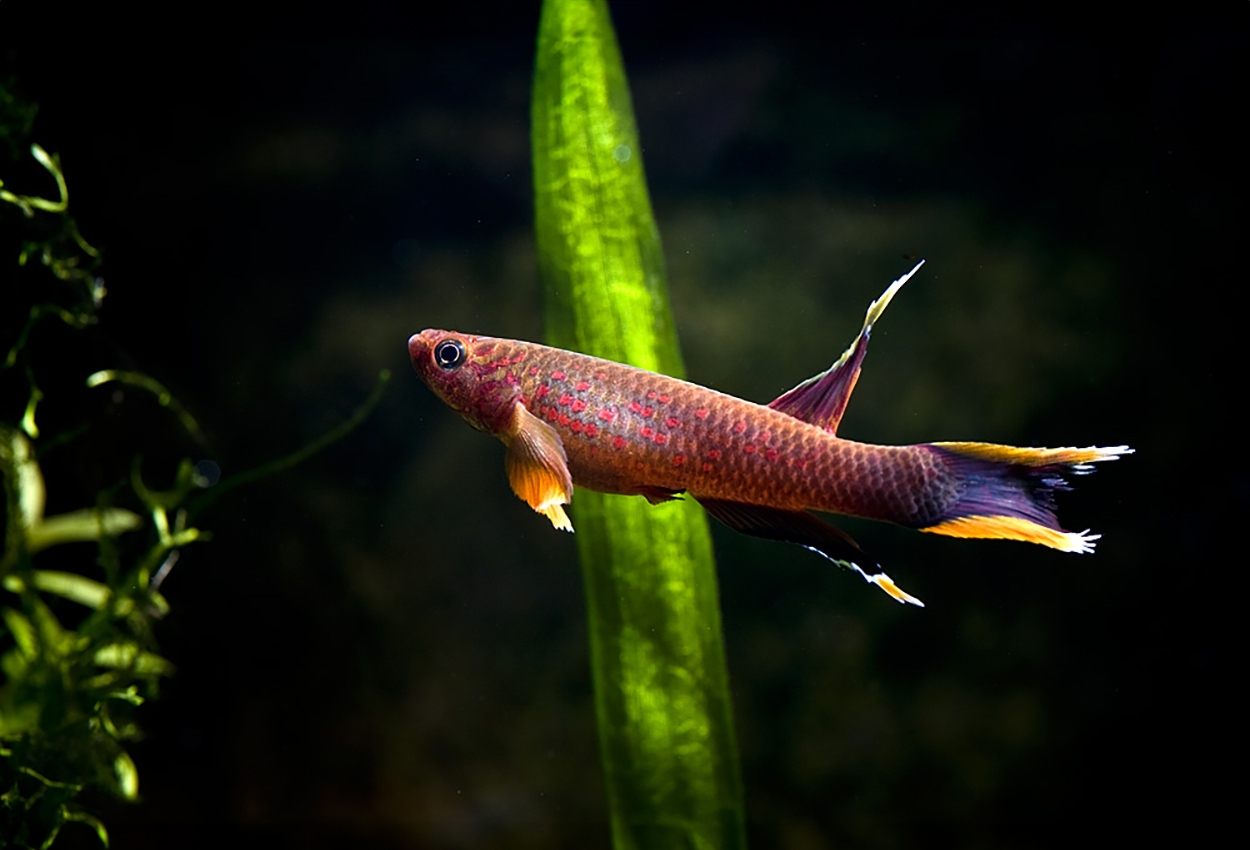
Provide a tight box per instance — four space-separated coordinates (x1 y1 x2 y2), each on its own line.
922 515 1100 553
930 442 1133 470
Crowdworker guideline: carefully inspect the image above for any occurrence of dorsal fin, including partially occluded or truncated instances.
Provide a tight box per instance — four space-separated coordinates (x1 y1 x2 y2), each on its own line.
768 260 924 434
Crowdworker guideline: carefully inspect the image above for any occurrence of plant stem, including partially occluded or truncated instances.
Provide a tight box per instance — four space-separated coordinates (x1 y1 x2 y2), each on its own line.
532 2 747 847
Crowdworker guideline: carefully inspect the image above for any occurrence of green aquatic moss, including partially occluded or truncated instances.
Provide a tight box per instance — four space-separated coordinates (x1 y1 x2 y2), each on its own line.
531 2 747 847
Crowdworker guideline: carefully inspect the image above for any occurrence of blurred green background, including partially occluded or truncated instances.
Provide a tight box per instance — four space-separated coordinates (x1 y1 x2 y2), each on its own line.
2 8 1239 849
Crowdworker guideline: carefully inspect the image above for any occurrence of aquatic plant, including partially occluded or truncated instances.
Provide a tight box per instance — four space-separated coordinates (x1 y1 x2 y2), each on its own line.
0 82 190 847
531 2 747 847
0 80 388 848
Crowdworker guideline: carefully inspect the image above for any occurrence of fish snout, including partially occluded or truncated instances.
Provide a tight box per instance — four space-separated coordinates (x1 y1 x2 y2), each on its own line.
407 330 443 376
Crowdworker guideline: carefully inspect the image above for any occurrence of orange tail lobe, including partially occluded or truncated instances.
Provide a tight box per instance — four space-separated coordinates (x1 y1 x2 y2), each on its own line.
918 442 1133 552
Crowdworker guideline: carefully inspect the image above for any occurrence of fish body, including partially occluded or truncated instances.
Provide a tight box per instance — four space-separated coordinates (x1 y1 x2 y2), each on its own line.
414 332 945 518
409 263 1131 606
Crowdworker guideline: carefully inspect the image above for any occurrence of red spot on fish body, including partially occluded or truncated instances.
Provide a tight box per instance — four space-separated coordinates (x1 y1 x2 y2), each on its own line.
558 393 575 406
505 372 519 386
613 436 627 449
598 407 616 423
665 417 681 428
707 450 721 459
702 463 712 471
744 444 756 454
734 421 747 433
575 381 591 391
529 366 539 376
758 429 771 444
536 385 550 400
596 372 607 381
552 370 566 381
629 401 644 414
654 433 668 445
765 449 778 461
695 408 709 419
585 423 599 437
570 421 584 433
646 391 657 400
640 426 654 439
657 395 672 404
571 400 587 413
673 455 685 466
557 413 570 426
641 406 654 418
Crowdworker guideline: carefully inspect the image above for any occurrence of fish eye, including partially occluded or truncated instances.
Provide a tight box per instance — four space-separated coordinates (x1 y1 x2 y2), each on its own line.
433 338 467 370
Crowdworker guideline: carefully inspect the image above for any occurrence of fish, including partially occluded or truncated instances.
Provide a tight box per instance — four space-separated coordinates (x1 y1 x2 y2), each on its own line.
408 261 1131 607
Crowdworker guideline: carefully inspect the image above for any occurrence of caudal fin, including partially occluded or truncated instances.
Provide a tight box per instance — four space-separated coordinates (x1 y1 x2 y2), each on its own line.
917 442 1133 552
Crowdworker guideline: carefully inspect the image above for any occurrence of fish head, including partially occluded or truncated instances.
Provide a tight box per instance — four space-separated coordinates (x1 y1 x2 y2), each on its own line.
408 329 519 435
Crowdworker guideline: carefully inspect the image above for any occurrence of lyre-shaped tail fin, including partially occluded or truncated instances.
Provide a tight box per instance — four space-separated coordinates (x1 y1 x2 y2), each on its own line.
917 442 1134 551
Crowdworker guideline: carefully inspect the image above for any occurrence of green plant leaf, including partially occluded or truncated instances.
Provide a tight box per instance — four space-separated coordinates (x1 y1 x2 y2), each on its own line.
111 751 137 801
532 2 747 848
26 510 143 555
1 607 37 659
28 572 110 610
92 644 174 676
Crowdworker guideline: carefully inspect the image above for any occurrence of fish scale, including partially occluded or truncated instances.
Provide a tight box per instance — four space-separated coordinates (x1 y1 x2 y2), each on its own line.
410 262 1131 606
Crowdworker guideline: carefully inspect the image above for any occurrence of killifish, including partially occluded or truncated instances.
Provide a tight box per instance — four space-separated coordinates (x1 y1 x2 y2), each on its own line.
409 261 1131 607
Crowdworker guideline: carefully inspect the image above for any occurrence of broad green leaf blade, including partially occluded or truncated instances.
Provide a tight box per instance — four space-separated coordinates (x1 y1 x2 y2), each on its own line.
532 2 747 848
533 0 678 375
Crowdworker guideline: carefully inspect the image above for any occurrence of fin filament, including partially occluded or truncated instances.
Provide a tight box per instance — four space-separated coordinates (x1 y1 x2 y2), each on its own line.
863 259 924 333
871 573 925 607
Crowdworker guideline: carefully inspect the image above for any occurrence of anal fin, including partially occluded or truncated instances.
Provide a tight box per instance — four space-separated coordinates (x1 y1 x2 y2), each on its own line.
695 497 924 607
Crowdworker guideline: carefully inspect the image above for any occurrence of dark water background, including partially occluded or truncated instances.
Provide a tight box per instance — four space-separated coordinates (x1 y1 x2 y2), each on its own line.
4 7 1240 848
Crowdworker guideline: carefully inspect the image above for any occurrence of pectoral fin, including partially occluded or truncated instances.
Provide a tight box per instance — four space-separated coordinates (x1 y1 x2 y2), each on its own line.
503 403 574 531
695 497 923 606
768 260 923 434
